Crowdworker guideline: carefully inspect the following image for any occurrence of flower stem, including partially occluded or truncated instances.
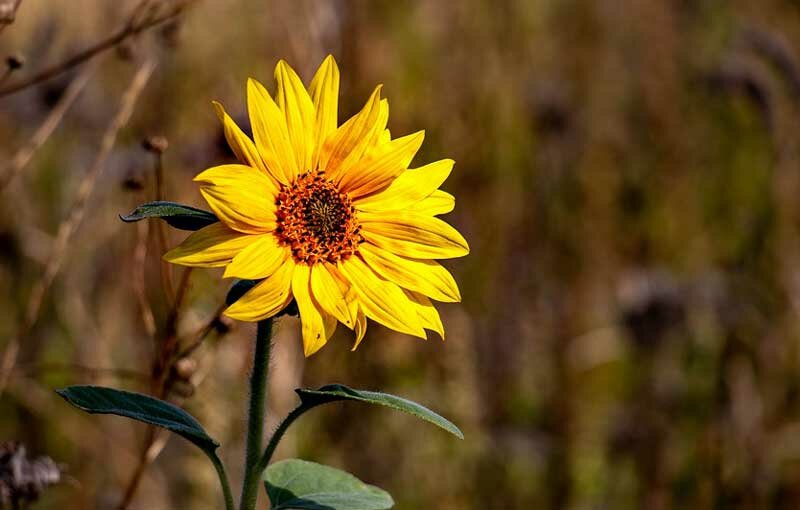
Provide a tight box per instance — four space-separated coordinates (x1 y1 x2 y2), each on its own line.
239 319 272 510
256 406 304 475
208 452 235 510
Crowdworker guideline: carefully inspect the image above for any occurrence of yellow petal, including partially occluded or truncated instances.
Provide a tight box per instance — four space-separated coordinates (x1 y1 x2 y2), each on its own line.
352 308 367 350
339 130 425 199
247 78 298 184
358 243 461 302
223 233 289 279
359 211 469 259
320 86 386 181
338 255 426 339
164 222 254 267
409 190 455 216
308 55 340 169
293 264 336 356
377 128 391 146
275 60 316 173
224 260 295 321
355 159 453 211
310 263 356 329
194 164 277 234
212 101 275 188
404 290 445 340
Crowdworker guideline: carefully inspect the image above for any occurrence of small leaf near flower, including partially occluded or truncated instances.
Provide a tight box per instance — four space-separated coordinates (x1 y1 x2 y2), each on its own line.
264 459 393 510
120 201 219 231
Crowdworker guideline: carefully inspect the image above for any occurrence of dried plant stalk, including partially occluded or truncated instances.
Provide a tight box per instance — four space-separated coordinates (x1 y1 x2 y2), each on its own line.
0 59 156 396
0 61 96 191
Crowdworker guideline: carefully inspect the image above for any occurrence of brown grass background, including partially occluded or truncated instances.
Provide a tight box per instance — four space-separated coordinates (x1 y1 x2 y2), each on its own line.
3 0 800 508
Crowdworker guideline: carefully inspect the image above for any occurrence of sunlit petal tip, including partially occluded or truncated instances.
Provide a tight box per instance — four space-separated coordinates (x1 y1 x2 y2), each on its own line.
246 76 264 91
274 59 291 74
304 340 326 357
247 77 272 103
350 311 368 351
211 100 226 121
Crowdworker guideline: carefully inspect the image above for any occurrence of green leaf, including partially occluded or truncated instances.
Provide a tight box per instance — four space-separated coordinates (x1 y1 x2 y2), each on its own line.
120 201 218 231
56 385 219 453
296 384 463 439
264 459 393 510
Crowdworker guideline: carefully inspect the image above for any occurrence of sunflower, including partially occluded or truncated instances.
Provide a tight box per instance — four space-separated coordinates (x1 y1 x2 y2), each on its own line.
165 56 468 356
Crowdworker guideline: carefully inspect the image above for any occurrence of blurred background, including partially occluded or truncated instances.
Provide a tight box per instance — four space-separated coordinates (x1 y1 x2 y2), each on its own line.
2 0 800 508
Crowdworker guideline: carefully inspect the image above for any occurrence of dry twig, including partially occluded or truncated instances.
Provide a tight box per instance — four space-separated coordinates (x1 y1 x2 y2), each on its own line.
0 59 156 397
0 0 194 97
0 61 96 191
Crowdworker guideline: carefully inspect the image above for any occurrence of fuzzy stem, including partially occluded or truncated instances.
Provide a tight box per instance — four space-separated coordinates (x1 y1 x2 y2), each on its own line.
256 406 304 475
209 452 235 510
239 319 272 510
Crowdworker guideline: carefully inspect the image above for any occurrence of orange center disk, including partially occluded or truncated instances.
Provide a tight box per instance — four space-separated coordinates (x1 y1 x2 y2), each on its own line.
275 171 362 264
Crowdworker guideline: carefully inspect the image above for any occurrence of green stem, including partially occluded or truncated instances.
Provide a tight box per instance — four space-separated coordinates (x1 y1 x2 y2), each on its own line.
256 406 305 475
239 319 272 510
208 452 235 510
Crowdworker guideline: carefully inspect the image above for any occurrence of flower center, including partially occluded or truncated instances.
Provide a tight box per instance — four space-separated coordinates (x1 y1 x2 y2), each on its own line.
275 171 361 264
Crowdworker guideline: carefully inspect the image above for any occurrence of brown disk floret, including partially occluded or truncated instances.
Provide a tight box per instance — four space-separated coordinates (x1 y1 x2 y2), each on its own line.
275 171 362 264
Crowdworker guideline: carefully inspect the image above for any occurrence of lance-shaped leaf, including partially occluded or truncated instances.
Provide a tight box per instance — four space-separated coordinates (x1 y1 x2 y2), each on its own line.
57 386 235 510
120 201 219 231
56 385 219 452
296 384 463 439
264 459 393 510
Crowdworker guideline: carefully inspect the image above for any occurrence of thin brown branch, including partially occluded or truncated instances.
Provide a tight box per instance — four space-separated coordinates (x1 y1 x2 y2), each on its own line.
116 319 219 510
0 61 96 191
117 427 169 510
0 59 156 397
152 266 193 396
133 218 158 339
175 301 228 360
0 0 193 97
152 150 176 304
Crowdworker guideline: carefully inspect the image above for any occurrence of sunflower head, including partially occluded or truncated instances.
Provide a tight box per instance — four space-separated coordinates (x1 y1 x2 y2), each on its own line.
165 56 468 356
